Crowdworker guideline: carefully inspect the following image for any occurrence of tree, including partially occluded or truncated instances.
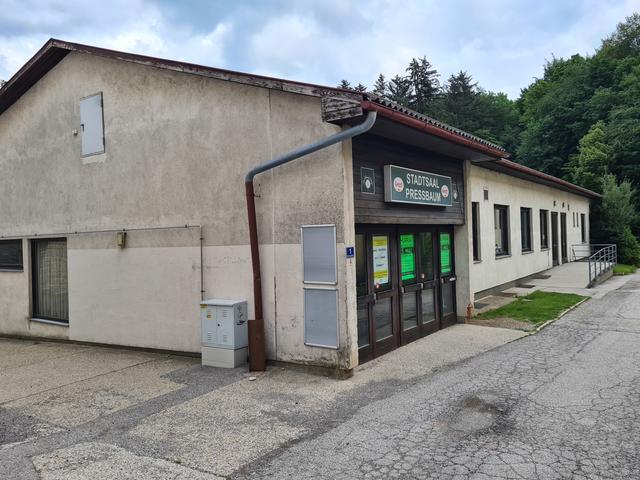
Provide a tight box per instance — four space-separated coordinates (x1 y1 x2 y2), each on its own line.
439 71 479 128
605 62 640 194
406 56 439 112
517 54 601 178
387 75 413 107
599 13 640 60
596 174 640 265
373 74 387 96
338 80 351 89
354 83 367 92
568 121 613 193
447 71 477 97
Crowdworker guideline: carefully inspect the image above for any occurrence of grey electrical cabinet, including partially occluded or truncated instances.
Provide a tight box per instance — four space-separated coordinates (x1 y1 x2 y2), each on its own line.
200 299 248 368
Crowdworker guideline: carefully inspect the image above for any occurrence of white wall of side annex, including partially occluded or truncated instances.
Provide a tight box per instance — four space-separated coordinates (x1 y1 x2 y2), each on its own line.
467 164 591 297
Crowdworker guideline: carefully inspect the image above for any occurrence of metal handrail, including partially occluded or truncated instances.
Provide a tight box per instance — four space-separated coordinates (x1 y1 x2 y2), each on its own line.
575 244 617 287
571 243 616 261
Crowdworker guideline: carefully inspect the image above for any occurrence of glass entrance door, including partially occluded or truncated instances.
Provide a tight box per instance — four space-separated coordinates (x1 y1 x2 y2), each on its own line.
399 230 439 344
356 228 399 363
438 230 457 327
357 225 456 363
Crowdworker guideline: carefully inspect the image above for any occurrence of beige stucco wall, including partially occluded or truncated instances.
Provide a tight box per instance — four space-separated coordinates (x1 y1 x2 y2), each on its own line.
466 163 591 298
0 52 357 369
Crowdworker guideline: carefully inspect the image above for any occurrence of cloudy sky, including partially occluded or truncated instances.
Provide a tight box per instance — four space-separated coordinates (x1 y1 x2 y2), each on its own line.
0 0 637 98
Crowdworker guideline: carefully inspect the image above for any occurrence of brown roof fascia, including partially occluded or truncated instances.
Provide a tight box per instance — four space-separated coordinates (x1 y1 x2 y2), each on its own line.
361 100 507 159
494 159 600 199
0 38 360 116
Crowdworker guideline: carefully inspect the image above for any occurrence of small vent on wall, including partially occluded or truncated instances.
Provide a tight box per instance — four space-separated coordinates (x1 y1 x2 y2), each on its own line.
483 189 489 201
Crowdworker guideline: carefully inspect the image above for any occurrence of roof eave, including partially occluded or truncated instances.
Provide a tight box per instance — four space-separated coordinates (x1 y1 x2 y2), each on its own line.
485 159 601 199
0 38 363 117
360 100 507 159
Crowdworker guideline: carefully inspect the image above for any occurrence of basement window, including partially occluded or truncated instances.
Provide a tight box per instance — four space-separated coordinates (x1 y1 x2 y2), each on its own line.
80 92 105 156
0 240 23 271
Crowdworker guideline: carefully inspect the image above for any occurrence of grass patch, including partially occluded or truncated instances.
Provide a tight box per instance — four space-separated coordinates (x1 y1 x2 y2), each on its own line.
613 263 637 275
476 291 587 324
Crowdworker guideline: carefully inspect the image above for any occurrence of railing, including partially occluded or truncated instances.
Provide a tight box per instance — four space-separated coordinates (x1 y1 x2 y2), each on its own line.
572 244 617 287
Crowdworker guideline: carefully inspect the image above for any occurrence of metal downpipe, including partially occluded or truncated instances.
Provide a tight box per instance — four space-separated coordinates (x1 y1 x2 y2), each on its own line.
244 111 377 371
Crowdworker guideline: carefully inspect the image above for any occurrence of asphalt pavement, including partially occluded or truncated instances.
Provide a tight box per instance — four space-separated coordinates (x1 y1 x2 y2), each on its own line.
1 273 638 479
242 273 640 479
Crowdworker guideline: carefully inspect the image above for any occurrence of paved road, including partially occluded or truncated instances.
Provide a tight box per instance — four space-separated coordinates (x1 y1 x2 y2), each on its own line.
242 276 640 479
1 274 637 479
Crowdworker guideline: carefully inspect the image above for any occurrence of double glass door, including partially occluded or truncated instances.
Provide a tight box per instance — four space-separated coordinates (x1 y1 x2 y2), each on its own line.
356 225 456 363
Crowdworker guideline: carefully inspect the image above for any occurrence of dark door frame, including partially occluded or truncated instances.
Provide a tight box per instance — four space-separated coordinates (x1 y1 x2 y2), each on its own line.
437 228 458 328
560 213 568 263
356 224 456 363
31 237 69 323
356 225 399 362
551 212 559 266
398 226 440 345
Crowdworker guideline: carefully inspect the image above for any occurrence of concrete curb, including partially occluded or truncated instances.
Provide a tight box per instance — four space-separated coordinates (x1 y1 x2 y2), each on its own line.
527 297 590 335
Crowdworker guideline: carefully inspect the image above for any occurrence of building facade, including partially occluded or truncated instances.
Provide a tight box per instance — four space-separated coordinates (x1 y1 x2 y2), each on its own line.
0 40 598 374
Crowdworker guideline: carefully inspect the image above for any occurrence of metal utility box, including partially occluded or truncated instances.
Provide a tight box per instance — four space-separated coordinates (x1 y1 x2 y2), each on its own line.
200 299 248 368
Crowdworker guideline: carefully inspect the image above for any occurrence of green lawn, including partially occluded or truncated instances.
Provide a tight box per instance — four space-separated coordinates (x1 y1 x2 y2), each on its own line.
476 291 587 324
613 264 637 275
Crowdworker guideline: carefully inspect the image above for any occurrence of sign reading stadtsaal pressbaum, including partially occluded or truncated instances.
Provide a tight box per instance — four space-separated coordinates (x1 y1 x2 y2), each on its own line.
384 165 453 207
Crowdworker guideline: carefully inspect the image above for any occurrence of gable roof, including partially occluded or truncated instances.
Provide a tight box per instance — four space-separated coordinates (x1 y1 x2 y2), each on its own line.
0 38 506 154
0 39 598 199
0 38 360 117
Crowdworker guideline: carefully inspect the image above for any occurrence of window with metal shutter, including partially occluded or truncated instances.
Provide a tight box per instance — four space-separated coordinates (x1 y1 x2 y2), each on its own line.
80 93 105 156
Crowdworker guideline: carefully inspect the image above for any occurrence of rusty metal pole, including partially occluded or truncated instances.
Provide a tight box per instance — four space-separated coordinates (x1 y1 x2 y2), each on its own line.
245 181 266 371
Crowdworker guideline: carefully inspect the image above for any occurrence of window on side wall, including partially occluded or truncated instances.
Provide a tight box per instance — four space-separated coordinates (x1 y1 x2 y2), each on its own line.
0 240 23 271
540 210 549 249
472 202 481 262
80 92 105 156
520 208 533 252
32 238 69 323
494 205 510 257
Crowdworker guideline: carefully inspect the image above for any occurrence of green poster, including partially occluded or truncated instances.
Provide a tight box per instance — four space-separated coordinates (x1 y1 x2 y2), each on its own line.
440 233 451 275
400 234 416 282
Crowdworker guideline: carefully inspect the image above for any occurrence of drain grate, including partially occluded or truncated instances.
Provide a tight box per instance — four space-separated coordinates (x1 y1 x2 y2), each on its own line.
516 283 536 288
474 302 489 309
532 274 551 279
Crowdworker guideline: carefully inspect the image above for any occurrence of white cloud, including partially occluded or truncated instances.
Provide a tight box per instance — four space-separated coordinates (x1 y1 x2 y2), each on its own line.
0 0 638 97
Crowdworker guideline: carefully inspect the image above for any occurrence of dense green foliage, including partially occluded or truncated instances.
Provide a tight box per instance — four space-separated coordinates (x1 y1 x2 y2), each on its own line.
476 291 587 324
597 175 640 265
340 13 640 261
